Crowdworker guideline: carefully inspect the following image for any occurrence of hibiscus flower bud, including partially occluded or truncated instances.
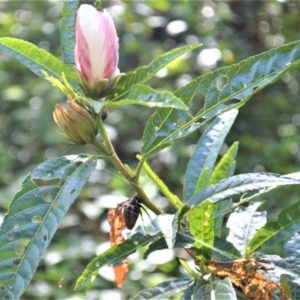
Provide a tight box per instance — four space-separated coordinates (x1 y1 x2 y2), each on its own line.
75 4 122 99
53 95 98 145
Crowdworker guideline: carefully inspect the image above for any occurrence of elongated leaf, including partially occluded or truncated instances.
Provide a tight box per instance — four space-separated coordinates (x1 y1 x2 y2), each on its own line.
141 41 300 158
0 38 80 92
75 232 161 289
181 281 196 300
190 200 214 260
106 44 200 102
0 155 96 300
281 274 300 300
60 0 78 64
155 214 177 249
248 201 300 253
187 173 300 208
104 84 188 110
210 142 239 185
211 142 239 236
226 201 266 257
183 109 238 201
131 278 191 300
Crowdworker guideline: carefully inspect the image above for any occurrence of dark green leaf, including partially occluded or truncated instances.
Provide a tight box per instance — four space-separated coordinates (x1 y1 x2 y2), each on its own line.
248 200 300 253
131 278 191 300
106 44 200 102
190 200 214 260
0 38 80 92
183 109 238 201
180 280 196 300
75 232 161 289
187 173 300 208
0 155 96 300
104 84 188 110
213 237 242 260
226 201 266 257
60 0 78 65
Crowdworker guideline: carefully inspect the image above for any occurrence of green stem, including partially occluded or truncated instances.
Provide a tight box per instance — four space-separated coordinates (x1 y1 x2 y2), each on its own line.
95 115 163 215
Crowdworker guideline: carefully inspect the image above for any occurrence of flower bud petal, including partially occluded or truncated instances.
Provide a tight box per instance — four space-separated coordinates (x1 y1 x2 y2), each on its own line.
53 96 98 145
75 5 119 86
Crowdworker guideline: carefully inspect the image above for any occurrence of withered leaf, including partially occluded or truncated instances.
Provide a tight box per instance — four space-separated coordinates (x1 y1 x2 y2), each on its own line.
206 258 288 300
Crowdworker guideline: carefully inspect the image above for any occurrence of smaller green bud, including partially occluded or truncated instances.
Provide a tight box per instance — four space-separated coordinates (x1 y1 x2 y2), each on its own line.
53 95 98 145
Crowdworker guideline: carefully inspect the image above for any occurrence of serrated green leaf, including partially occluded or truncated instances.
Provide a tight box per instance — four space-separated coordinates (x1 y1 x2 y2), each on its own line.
183 109 238 201
155 214 177 249
60 0 78 64
190 200 214 260
75 232 161 290
248 201 300 253
104 84 188 110
177 40 300 119
106 44 200 102
187 173 300 208
226 201 266 257
0 155 96 300
0 37 80 92
131 278 191 300
141 41 300 158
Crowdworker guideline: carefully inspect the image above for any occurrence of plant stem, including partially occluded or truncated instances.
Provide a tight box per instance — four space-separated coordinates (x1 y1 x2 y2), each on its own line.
95 115 163 215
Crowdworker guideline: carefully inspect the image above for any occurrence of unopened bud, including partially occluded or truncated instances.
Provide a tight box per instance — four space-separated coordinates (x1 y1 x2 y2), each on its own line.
53 95 98 145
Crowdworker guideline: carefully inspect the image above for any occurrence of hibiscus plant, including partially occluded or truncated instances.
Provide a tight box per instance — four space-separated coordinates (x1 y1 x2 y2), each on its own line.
1 1 300 299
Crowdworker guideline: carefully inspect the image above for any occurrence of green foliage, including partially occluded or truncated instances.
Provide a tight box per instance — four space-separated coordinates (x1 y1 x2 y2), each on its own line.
60 0 78 65
1 0 300 299
0 155 96 300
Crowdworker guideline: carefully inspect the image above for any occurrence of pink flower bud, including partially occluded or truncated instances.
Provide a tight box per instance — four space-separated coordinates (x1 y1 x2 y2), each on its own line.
75 5 120 98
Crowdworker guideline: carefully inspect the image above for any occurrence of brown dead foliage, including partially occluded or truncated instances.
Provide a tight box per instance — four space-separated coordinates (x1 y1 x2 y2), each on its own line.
206 258 288 300
108 207 128 288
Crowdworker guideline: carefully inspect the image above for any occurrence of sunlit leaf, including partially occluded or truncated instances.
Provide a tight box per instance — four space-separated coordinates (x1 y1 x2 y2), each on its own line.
187 173 300 208
104 84 188 110
248 200 300 253
75 232 161 290
106 44 200 102
131 278 191 300
155 214 177 249
60 0 78 65
190 200 214 260
183 109 238 201
141 41 300 158
211 142 239 236
226 201 266 257
211 278 237 300
0 38 80 92
0 155 96 300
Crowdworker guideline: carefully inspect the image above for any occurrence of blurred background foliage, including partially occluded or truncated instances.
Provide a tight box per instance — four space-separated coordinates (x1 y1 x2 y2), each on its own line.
1 0 300 299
